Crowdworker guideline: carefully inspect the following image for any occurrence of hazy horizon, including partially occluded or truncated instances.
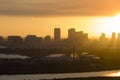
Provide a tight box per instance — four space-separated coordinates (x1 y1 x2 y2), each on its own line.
0 0 120 38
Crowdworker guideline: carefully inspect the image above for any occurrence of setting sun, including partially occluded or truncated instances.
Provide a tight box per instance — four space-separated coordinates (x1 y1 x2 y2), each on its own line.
115 14 120 19
108 14 120 33
92 14 120 37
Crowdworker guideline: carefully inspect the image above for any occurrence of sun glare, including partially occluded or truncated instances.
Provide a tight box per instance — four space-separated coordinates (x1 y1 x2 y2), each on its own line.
115 72 120 76
115 14 120 19
109 14 120 33
94 14 120 37
113 14 120 24
111 72 120 77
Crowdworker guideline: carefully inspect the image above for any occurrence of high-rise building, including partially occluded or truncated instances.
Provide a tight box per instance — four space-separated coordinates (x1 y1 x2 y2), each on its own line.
7 36 23 48
0 36 4 46
99 33 106 42
101 33 106 38
111 32 116 41
75 31 83 38
54 28 61 42
24 35 38 48
117 33 120 47
84 33 88 40
118 33 120 40
68 28 75 39
110 32 116 48
24 35 37 43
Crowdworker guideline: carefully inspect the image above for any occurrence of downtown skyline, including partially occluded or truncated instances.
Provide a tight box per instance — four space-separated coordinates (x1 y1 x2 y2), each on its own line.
0 28 120 39
0 0 120 38
0 28 120 49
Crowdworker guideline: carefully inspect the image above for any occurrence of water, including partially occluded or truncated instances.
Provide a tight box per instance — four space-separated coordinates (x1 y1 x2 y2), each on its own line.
0 70 120 80
0 54 30 59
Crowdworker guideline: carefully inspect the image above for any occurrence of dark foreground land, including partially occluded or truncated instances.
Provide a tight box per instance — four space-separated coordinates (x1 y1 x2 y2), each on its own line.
53 77 120 80
1 48 120 74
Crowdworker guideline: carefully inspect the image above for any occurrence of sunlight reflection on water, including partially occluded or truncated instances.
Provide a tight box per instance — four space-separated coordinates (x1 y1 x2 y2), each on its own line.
107 72 120 77
0 70 120 80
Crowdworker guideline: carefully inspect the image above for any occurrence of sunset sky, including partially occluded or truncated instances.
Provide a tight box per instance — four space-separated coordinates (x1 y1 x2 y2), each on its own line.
0 0 120 38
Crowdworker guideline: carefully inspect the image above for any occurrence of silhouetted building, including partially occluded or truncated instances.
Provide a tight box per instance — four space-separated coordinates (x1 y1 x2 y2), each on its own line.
0 36 4 46
99 33 108 48
111 32 116 42
44 35 51 43
84 33 88 40
111 32 116 44
117 33 120 41
68 28 75 40
24 35 39 48
110 32 116 48
67 28 89 49
75 31 83 37
7 36 23 48
99 33 106 42
37 37 43 43
74 31 84 45
54 28 61 42
117 33 120 47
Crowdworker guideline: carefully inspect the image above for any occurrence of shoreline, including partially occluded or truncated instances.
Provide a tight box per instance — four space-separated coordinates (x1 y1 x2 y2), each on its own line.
53 77 120 80
0 67 120 75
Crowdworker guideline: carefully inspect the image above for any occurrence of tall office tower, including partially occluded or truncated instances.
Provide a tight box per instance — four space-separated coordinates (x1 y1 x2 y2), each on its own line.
84 33 88 40
0 36 4 45
24 35 38 48
75 31 83 38
99 33 106 41
111 32 116 41
54 28 61 42
101 33 106 38
68 28 75 39
117 33 120 46
118 33 120 41
111 32 116 48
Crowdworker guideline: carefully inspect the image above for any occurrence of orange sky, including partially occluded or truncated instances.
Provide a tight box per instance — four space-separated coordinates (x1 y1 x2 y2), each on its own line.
0 16 94 38
0 0 120 38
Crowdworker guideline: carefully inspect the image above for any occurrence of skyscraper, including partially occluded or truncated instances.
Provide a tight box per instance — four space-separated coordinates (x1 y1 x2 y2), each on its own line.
111 32 116 42
117 33 120 47
68 28 75 40
24 35 38 48
84 33 88 40
0 36 4 46
111 32 116 48
99 33 106 42
118 33 120 41
54 28 61 42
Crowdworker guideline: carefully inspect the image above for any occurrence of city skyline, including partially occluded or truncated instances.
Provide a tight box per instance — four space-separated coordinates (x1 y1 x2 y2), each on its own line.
1 28 120 49
0 0 120 38
1 16 120 38
1 28 120 39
